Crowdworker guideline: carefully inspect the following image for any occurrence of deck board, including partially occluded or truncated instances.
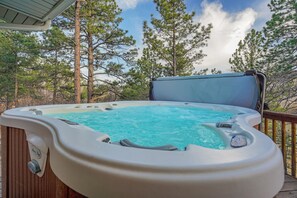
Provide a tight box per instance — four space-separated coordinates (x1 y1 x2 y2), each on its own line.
275 175 297 198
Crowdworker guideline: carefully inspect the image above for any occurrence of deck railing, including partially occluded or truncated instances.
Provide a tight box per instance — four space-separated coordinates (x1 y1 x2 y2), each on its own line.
262 111 297 178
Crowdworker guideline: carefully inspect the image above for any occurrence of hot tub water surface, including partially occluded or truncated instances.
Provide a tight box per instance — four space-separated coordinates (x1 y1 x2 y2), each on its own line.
48 105 234 150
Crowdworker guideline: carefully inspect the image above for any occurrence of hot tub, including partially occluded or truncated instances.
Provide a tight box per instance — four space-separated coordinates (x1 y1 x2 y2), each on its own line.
0 101 284 197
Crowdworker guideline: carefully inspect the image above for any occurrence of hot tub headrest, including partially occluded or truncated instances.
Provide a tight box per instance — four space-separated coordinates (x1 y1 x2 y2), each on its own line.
150 70 266 112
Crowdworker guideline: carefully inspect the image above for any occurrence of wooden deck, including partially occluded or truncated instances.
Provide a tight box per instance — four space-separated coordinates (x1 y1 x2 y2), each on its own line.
275 175 297 198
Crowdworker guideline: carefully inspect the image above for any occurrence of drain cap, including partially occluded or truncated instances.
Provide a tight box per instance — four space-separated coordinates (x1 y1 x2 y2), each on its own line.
28 159 41 174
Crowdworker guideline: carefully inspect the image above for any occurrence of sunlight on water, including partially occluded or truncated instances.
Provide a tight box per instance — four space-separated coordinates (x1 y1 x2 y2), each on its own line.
47 105 234 150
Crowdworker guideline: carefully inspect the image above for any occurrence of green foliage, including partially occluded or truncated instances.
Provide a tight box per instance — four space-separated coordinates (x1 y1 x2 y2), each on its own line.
229 29 266 72
121 69 151 100
230 0 297 111
81 0 137 69
137 48 165 80
41 26 75 104
122 0 213 100
0 27 77 109
0 30 40 108
264 0 297 73
82 0 137 102
56 0 137 102
0 31 14 106
141 0 212 76
263 0 297 111
194 68 222 75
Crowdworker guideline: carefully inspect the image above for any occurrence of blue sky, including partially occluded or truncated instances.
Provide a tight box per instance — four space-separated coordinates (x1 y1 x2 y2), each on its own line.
115 0 271 72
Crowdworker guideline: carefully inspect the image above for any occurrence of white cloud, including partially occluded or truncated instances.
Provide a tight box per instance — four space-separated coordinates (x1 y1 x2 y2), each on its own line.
195 1 257 72
116 0 147 10
253 0 272 30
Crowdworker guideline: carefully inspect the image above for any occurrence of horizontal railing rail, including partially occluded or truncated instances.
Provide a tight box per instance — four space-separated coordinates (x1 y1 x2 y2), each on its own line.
262 111 297 178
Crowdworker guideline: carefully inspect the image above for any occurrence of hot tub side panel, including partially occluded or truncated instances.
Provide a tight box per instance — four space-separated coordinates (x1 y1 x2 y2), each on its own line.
1 126 85 197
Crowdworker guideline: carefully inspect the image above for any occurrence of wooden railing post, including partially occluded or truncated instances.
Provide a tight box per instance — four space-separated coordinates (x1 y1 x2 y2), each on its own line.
292 123 296 177
272 120 277 142
262 111 297 178
281 121 286 173
264 118 268 135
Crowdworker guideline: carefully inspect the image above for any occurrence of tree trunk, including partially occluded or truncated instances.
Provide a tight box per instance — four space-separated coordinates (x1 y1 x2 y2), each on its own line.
53 51 58 104
14 69 18 107
53 78 57 104
87 31 94 103
6 92 9 110
74 0 81 104
172 26 177 76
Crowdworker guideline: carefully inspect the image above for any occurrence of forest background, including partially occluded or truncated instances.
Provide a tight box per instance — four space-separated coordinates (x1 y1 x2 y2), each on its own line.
0 0 296 113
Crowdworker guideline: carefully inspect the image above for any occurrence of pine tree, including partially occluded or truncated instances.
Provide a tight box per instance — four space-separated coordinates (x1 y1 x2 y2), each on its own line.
120 48 164 100
229 29 266 72
74 0 82 104
80 0 136 102
56 0 137 103
0 31 15 109
136 48 165 81
0 31 39 108
229 0 297 111
142 0 212 76
53 0 82 103
41 26 74 104
263 0 297 110
264 0 297 73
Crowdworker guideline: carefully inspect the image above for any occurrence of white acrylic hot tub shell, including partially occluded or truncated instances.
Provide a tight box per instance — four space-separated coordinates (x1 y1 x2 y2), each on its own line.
0 101 284 198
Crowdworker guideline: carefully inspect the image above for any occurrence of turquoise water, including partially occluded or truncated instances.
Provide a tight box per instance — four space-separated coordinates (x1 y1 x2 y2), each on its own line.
48 105 234 150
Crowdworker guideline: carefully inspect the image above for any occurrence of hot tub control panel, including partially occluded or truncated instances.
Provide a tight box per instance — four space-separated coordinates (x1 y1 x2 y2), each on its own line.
25 131 48 177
